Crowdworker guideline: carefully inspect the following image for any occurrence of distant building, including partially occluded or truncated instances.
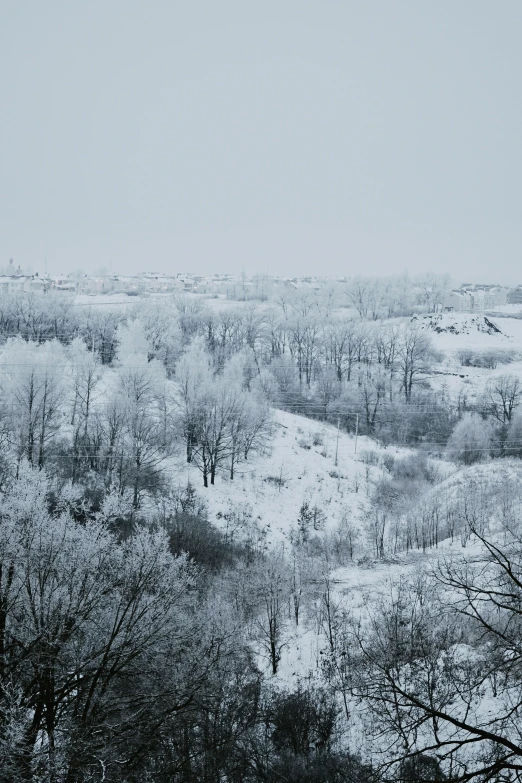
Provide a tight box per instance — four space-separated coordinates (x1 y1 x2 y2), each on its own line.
52 276 77 292
28 276 46 293
489 287 508 306
78 276 116 294
467 285 508 308
445 286 509 311
0 275 48 295
444 290 473 312
140 274 178 293
507 287 522 304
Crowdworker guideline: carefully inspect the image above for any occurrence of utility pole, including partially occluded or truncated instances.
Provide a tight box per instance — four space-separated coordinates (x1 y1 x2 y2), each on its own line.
334 418 340 466
354 413 359 455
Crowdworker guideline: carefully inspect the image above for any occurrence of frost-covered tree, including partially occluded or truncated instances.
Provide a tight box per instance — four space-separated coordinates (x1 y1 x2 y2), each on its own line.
446 413 493 465
67 337 103 431
228 391 272 479
346 277 384 319
78 306 122 364
176 344 273 486
415 272 451 313
113 321 170 507
115 317 151 363
251 553 290 675
190 375 243 487
175 338 214 463
0 339 66 467
116 319 166 409
130 298 181 373
287 315 321 387
0 466 211 781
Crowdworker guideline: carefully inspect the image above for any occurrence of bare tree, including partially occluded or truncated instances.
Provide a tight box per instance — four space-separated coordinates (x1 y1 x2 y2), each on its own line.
416 272 451 314
322 318 361 382
358 369 386 433
397 322 438 401
352 522 522 782
484 373 522 424
346 277 380 319
252 554 290 675
287 315 321 387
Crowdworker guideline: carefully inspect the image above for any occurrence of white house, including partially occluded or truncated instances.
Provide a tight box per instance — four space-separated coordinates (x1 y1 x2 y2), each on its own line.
444 290 473 311
0 275 35 294
52 277 77 292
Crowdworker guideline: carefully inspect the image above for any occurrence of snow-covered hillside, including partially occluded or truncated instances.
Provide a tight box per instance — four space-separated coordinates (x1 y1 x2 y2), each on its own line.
417 313 522 406
179 409 409 549
420 312 522 351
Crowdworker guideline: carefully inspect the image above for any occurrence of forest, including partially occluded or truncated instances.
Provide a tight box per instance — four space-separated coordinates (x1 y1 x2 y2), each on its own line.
1 279 522 783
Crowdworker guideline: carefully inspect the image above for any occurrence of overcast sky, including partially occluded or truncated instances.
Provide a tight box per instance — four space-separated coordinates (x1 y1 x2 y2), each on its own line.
1 1 521 281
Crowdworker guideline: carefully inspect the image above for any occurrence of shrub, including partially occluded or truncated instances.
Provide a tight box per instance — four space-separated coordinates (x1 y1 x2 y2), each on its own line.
391 453 438 483
360 449 380 466
166 512 243 571
457 348 473 366
381 453 395 473
458 348 517 369
265 474 286 489
446 413 493 465
298 501 327 539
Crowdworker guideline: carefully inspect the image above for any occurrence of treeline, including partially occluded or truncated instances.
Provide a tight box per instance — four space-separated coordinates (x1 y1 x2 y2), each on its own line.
0 291 447 442
2 290 522 463
0 329 272 510
224 272 451 318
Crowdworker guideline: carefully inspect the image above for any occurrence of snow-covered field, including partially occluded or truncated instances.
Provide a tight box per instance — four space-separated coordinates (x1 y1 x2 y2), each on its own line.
75 293 157 308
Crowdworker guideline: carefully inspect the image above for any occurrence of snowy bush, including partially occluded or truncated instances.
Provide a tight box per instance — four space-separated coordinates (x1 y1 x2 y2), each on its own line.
446 413 494 465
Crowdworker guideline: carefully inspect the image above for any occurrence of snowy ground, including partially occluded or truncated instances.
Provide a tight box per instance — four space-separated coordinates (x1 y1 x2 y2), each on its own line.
487 304 522 316
74 292 169 308
275 540 463 683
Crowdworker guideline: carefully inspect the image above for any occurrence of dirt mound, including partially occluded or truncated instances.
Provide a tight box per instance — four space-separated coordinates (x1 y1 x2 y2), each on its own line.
419 314 503 336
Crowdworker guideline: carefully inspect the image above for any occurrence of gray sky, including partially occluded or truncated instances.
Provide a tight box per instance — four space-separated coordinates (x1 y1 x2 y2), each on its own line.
1 1 521 281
